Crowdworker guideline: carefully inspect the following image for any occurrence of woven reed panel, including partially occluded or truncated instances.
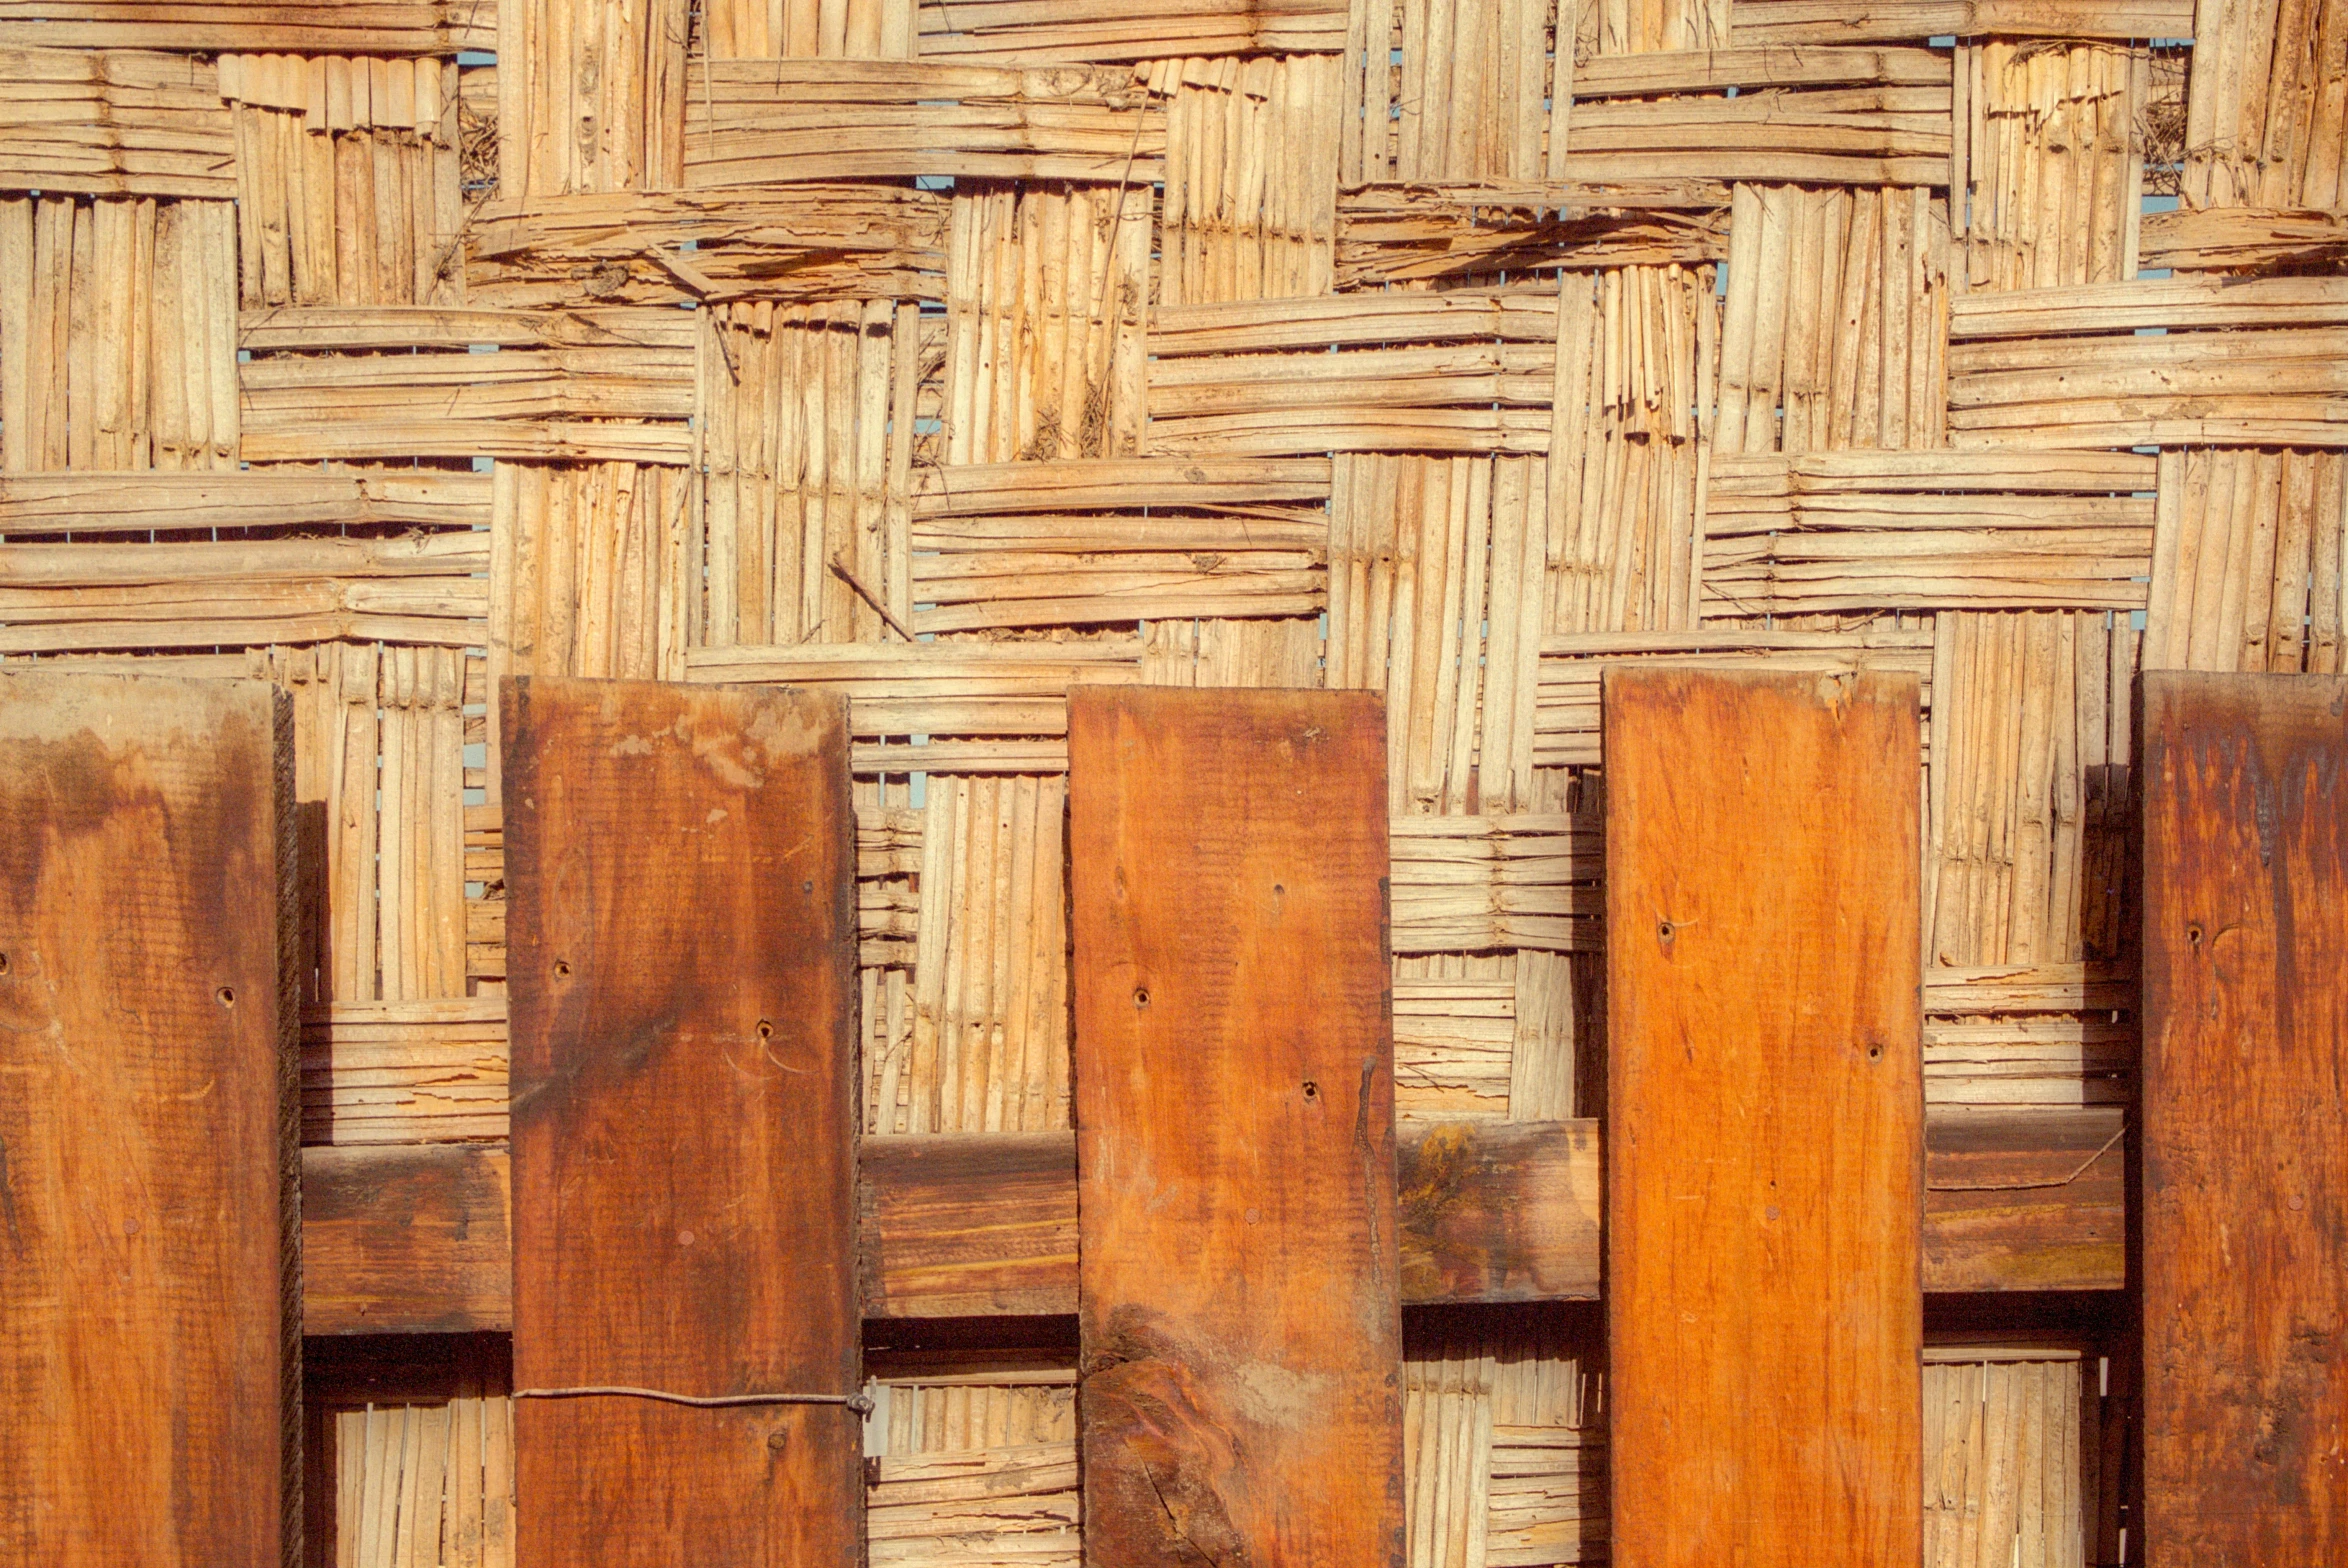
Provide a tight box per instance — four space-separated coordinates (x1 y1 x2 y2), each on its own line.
1 0 2340 1562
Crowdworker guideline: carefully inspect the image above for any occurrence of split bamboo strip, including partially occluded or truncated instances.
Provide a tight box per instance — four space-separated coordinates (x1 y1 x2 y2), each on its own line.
1328 453 1546 812
2138 205 2348 273
1947 322 2348 449
1701 453 2154 616
0 468 490 534
332 1399 517 1568
239 331 695 463
2141 447 2347 675
698 299 916 643
1346 0 1565 185
2182 0 2348 210
488 460 691 691
702 0 918 58
878 774 1071 1135
942 182 1151 462
1921 1354 2087 1568
0 194 239 471
1389 814 1599 955
1546 266 1709 631
0 47 235 198
1394 973 1516 1120
496 0 690 199
1156 55 1340 305
1925 612 2135 968
1711 184 1948 457
683 61 1167 185
1725 0 2190 43
1336 192 1726 287
1147 291 1561 456
466 186 946 307
915 0 1346 63
0 3 490 55
301 999 507 1145
1956 42 2142 294
229 86 465 308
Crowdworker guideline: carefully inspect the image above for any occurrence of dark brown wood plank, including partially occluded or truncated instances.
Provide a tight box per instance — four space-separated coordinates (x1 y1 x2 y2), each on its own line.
0 670 295 1565
1922 1106 2125 1294
298 1108 2128 1334
2140 671 2348 1565
303 1144 512 1335
1398 1118 1601 1302
861 1131 1078 1319
503 676 860 1564
1606 668 1923 1567
1069 687 1405 1568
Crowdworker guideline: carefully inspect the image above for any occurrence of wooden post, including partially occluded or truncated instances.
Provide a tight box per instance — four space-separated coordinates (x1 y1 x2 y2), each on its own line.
2140 671 2348 1565
503 676 860 1563
1068 687 1405 1568
0 670 296 1566
1604 668 1924 1568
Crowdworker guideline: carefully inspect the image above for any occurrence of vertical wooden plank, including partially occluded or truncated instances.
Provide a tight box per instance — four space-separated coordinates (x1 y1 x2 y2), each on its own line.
1604 668 1924 1568
0 670 296 1566
1068 687 1404 1568
2140 671 2348 1566
502 676 860 1565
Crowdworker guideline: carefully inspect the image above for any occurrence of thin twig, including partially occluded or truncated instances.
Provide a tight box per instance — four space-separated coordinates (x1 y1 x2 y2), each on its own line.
830 552 915 641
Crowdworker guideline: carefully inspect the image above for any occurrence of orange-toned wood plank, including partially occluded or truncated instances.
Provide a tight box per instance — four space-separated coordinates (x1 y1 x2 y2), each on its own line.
1605 668 1924 1567
0 670 295 1565
2141 671 2348 1565
1069 687 1404 1568
504 676 860 1564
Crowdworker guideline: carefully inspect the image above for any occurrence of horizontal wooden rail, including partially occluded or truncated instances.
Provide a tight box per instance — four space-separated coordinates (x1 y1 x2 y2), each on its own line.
303 1109 2124 1335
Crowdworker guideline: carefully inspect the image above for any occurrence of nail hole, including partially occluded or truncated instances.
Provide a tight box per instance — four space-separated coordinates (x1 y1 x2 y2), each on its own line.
1866 1044 1883 1062
1658 920 1675 941
216 986 237 1007
0 952 11 975
2187 923 2204 951
756 1019 774 1041
1302 1081 1319 1100
802 879 814 894
1273 883 1285 895
553 960 572 979
767 1429 789 1454
1133 988 1149 1009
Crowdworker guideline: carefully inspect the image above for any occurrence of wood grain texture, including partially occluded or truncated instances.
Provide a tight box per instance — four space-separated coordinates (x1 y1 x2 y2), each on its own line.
1923 1106 2125 1293
0 669 296 1567
298 1108 2125 1335
1397 1118 1601 1302
861 1131 1079 1318
1605 667 1924 1568
302 1143 511 1336
2140 671 2348 1566
1069 686 1405 1568
503 676 860 1566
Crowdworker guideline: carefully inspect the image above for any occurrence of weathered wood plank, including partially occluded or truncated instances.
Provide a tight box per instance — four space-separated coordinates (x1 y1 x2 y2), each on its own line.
300 1110 2125 1334
303 1143 512 1336
1397 1118 1601 1303
1069 687 1405 1568
861 1131 1078 1319
1606 668 1924 1567
0 670 295 1565
1921 1107 2124 1293
2141 672 2348 1566
504 676 860 1564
